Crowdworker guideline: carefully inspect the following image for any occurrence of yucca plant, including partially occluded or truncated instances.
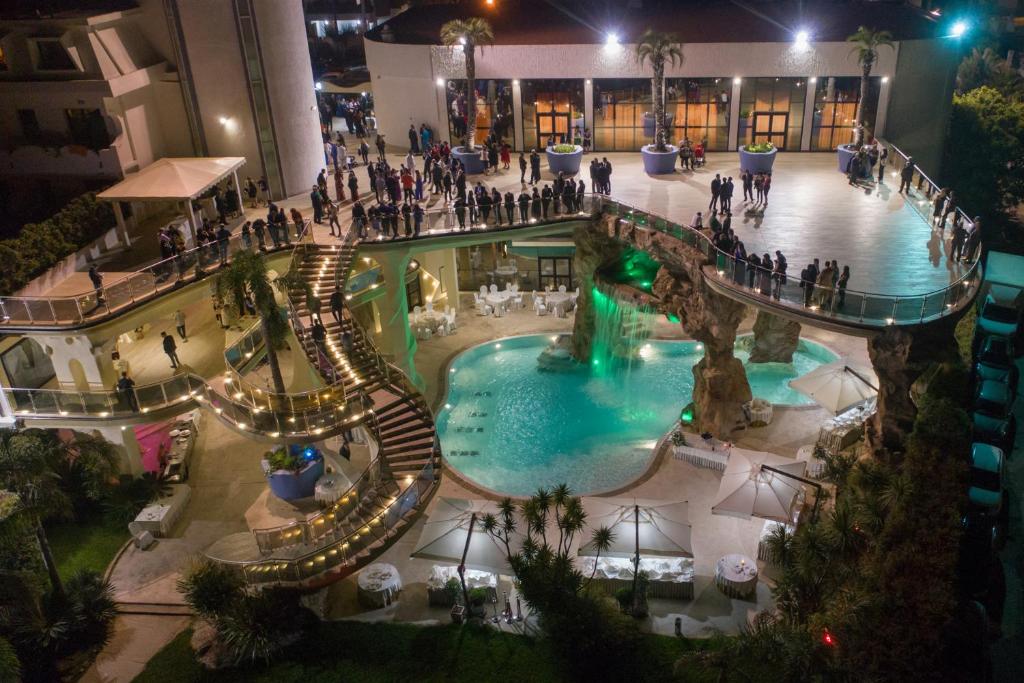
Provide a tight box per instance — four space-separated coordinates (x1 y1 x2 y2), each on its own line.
847 26 893 146
440 17 494 151
177 558 244 619
585 525 615 584
636 30 683 151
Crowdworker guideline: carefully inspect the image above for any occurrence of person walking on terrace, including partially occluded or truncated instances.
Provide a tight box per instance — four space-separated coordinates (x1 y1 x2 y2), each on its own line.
88 265 104 305
117 372 139 412
899 156 915 194
161 331 181 369
174 309 188 342
216 223 231 265
741 170 753 202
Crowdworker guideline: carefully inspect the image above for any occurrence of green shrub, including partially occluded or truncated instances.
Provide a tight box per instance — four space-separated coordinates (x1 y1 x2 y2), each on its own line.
264 447 302 473
0 193 115 296
743 141 775 154
468 587 488 607
550 144 577 154
216 587 317 666
177 559 244 619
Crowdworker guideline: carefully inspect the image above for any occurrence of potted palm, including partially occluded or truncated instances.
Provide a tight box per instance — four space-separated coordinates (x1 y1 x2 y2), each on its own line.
838 26 893 172
440 17 494 175
546 142 584 175
636 30 683 174
262 445 324 501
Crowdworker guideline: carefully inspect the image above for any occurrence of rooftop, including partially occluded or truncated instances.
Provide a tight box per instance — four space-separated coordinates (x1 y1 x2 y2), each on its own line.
368 0 941 46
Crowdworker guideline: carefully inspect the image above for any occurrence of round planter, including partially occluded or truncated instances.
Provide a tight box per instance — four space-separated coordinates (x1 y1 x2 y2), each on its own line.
836 144 875 177
545 145 584 176
263 457 324 501
642 112 675 138
641 144 678 175
451 146 488 175
738 146 777 174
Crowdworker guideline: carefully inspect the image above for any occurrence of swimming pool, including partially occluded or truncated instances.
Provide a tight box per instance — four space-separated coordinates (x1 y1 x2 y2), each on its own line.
437 334 837 496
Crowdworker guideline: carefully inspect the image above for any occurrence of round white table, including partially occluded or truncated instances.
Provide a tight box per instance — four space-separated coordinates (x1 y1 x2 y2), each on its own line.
539 291 574 316
485 291 516 313
714 553 758 599
314 473 347 504
357 562 402 608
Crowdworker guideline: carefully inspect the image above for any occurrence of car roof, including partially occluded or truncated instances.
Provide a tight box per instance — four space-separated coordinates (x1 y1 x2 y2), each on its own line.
981 335 1012 356
978 380 1011 403
971 443 1004 472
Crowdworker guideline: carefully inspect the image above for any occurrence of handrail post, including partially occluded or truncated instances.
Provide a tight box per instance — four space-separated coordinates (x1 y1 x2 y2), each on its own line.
890 297 899 324
858 295 867 322
47 299 57 324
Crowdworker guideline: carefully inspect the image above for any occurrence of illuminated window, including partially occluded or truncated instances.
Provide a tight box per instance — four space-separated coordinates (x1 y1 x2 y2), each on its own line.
592 78 649 152
666 78 731 151
810 76 881 150
445 78 513 146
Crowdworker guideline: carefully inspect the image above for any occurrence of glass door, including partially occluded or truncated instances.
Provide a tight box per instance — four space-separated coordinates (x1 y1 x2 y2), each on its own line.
753 112 788 149
536 91 571 145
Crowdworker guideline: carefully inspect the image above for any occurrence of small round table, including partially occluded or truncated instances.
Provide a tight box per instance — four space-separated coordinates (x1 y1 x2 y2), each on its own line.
314 473 347 505
357 562 402 608
715 553 758 599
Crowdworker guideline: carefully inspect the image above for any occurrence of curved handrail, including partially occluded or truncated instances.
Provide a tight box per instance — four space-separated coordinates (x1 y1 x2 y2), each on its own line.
0 221 308 329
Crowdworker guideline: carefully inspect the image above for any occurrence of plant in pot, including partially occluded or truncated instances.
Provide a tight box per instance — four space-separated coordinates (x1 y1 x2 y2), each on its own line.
636 29 683 174
738 140 777 174
447 578 466 623
440 17 494 175
837 26 893 171
262 445 324 501
546 142 584 176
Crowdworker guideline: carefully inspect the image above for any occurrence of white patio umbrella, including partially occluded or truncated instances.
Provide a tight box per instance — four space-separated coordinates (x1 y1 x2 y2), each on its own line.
788 360 878 414
410 497 514 573
712 448 807 523
579 497 692 559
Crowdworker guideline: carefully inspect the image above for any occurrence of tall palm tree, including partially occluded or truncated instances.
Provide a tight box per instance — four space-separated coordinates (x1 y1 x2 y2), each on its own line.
847 26 893 146
635 30 683 152
440 17 495 151
585 525 615 584
217 250 288 394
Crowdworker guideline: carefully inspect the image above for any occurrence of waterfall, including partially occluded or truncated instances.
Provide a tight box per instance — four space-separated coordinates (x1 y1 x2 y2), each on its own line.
589 283 656 378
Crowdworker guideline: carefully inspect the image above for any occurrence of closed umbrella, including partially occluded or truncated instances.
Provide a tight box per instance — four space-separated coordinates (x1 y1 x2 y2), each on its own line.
788 360 878 414
712 448 807 523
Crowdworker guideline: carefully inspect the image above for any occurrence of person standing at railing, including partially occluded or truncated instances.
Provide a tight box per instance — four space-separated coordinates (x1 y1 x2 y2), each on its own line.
290 207 305 239
519 152 527 184
352 200 367 239
414 170 424 201
253 219 267 251
117 372 139 413
772 250 787 301
837 266 850 309
747 253 760 289
529 149 541 185
577 179 585 211
898 156 915 194
964 218 982 263
216 223 231 265
503 191 515 225
518 191 530 223
161 331 181 370
562 180 575 213
531 187 542 220
940 191 957 230
491 188 504 225
413 202 424 237
88 265 104 305
931 189 948 226
276 208 291 246
241 221 252 251
454 196 467 231
800 261 817 307
401 202 413 237
540 185 552 219
733 242 747 286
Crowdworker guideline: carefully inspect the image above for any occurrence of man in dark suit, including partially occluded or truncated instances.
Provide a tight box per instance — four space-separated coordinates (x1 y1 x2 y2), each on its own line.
709 174 722 211
898 156 915 194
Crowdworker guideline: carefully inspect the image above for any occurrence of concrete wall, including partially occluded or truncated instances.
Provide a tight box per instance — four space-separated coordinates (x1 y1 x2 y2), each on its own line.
365 39 445 149
885 39 959 178
252 0 324 198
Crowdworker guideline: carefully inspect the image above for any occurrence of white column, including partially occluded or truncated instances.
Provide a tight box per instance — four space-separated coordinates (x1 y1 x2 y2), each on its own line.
113 202 132 248
0 382 15 427
728 78 742 151
874 78 893 141
800 78 816 151
185 200 199 247
232 170 242 210
584 78 594 145
95 425 143 476
512 79 524 152
37 334 117 391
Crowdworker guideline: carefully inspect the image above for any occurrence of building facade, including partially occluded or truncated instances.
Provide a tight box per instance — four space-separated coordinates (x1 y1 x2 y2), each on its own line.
0 0 323 210
365 0 960 173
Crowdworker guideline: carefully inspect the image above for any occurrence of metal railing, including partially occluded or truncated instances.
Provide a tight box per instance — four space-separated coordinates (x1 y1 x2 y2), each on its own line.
0 221 310 328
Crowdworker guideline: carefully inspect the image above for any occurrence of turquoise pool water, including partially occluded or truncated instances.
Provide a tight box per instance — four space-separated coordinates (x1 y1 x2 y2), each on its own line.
438 334 837 496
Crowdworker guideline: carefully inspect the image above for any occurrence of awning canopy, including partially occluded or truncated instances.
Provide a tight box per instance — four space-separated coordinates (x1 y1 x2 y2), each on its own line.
712 448 807 523
410 498 518 574
788 360 878 414
96 157 246 202
579 497 692 559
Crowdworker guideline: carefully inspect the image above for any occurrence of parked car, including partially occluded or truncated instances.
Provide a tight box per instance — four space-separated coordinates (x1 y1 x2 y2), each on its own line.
977 288 1020 338
972 380 1017 451
974 335 1019 392
968 442 1005 515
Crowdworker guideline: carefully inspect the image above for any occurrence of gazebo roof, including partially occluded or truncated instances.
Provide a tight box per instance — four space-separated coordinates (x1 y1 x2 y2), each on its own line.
96 157 246 202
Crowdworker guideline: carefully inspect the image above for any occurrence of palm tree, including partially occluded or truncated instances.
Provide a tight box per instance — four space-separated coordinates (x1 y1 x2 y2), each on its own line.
956 47 1006 93
440 17 495 151
585 525 615 584
217 250 289 394
635 30 683 152
847 26 893 146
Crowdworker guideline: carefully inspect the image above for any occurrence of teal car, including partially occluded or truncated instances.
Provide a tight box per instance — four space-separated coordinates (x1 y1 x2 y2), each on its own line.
977 290 1020 338
968 443 1004 514
975 335 1018 392
972 380 1016 451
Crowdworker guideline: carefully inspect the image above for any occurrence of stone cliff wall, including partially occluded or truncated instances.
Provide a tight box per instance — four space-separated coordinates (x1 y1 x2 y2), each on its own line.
749 311 802 363
570 221 626 362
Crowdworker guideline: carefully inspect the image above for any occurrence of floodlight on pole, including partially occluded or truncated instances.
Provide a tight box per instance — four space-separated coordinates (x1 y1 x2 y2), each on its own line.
950 20 968 38
606 32 619 46
794 30 810 48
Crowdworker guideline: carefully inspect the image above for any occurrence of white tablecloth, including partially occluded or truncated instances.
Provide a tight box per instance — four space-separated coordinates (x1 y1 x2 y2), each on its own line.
314 473 349 504
673 444 730 471
577 556 695 600
715 554 758 599
132 484 191 537
494 265 518 278
426 565 497 606
357 562 402 608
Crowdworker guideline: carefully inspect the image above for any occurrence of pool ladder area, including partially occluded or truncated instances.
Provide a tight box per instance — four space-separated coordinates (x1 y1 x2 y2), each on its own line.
445 391 492 456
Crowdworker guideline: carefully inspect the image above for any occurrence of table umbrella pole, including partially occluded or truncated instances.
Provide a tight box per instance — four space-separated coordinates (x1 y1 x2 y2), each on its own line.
458 513 476 613
631 504 640 612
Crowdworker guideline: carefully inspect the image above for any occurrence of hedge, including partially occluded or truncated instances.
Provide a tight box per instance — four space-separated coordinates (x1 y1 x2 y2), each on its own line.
0 193 115 296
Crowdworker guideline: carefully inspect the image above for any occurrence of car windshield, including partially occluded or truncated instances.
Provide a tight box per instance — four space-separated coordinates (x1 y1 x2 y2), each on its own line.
970 466 1001 492
975 398 1008 417
979 340 1011 364
984 303 1019 324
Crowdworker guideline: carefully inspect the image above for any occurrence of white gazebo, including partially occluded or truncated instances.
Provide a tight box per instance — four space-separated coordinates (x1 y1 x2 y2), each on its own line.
96 156 246 247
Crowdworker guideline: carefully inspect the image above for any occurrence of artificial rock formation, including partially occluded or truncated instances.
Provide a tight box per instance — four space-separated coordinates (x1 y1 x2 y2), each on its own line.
865 314 962 458
749 311 802 363
570 221 626 362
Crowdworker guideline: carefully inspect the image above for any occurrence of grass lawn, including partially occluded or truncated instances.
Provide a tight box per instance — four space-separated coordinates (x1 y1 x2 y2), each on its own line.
134 620 701 683
47 516 129 580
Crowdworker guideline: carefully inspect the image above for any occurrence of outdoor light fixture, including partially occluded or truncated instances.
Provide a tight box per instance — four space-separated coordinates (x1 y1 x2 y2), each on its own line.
794 30 810 48
950 20 968 37
809 76 817 83
606 32 619 46
314 81 323 91
513 79 519 85
458 36 466 45
733 77 742 85
882 76 889 83
436 77 445 86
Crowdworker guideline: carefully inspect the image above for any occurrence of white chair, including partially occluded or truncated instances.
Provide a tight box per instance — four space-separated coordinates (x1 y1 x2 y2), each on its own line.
412 305 422 323
479 285 488 297
475 300 492 316
534 295 547 316
493 302 505 317
511 293 523 310
509 283 519 293
558 284 567 294
444 307 457 330
425 301 434 313
489 283 499 294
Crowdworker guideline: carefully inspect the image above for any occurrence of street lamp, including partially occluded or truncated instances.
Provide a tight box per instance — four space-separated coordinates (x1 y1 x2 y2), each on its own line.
950 20 968 38
794 29 810 48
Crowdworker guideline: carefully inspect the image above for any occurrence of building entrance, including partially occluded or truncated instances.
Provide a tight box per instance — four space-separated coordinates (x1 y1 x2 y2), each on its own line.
752 112 788 149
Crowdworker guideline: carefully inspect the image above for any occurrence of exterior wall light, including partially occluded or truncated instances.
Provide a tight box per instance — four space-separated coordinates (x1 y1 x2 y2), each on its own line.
882 76 889 83
436 77 445 86
733 77 742 85
606 33 619 46
794 30 810 48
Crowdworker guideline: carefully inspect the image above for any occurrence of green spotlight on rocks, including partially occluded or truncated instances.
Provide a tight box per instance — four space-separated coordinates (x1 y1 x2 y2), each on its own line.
680 404 695 424
666 313 680 324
